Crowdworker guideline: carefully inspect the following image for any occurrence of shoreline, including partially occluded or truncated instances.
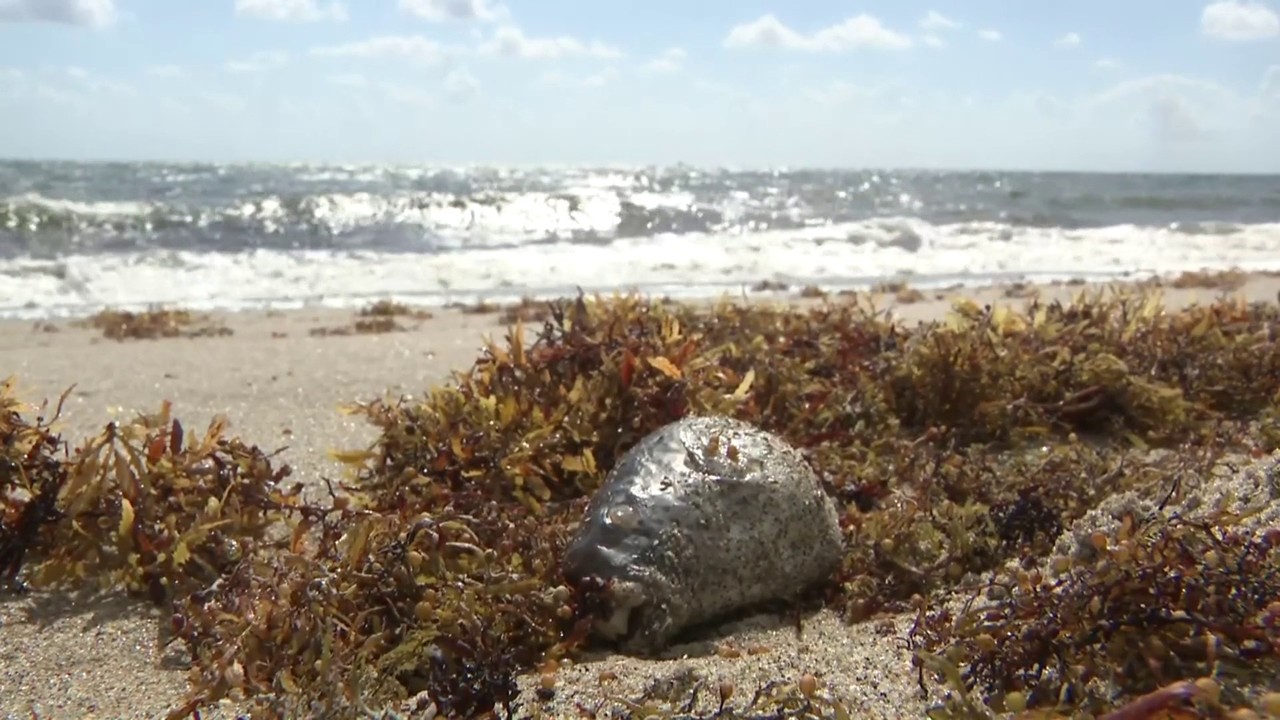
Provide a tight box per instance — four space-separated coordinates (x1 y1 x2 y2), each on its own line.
2 271 1279 719
1 265 1276 324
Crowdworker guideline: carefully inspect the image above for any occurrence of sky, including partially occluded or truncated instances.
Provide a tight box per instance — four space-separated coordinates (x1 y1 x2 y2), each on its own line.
0 0 1278 172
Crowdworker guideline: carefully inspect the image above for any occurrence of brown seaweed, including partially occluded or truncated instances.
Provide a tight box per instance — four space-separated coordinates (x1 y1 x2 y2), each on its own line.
3 284 1280 718
77 306 233 340
359 300 434 320
310 300 438 336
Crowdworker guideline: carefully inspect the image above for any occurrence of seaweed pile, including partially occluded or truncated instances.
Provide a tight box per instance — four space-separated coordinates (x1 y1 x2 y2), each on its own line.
3 285 1280 718
76 306 233 340
447 296 557 325
310 300 437 336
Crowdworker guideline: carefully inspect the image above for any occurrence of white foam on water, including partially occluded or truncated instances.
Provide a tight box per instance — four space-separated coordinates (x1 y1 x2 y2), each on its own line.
5 192 154 218
2 218 1278 319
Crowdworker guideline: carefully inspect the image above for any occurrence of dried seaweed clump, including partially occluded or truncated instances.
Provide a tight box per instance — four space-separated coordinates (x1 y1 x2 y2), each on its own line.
1 377 67 589
498 296 554 325
1167 268 1249 291
311 300 436 336
78 306 233 340
872 280 926 303
310 316 408 336
168 497 579 719
359 300 434 320
1 389 304 603
910 511 1280 718
446 296 554 325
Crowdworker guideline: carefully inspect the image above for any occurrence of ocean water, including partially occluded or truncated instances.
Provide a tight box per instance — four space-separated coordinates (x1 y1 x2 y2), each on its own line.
1 160 1278 319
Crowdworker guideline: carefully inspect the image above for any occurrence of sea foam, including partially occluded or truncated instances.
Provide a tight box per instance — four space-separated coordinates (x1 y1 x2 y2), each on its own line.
2 217 1277 319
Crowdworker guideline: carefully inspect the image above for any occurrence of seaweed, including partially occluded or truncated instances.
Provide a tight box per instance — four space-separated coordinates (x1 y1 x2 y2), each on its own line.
76 306 233 340
1168 268 1249 292
0 378 68 590
4 283 1280 718
2 390 305 603
448 299 504 315
359 300 435 320
498 297 555 325
311 317 409 336
874 281 927 304
311 300 437 336
910 511 1280 718
444 297 555 325
751 280 789 292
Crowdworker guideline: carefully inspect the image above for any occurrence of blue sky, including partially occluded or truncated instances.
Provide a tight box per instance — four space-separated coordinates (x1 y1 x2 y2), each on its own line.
0 0 1278 171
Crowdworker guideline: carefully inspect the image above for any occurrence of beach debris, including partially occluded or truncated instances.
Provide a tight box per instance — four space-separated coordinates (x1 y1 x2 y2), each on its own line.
310 300 436 336
872 280 927 304
3 285 1280 718
0 378 67 590
359 300 434 320
446 299 503 314
561 415 843 655
1001 281 1040 299
0 385 304 601
309 316 408 336
750 279 789 292
444 295 554 325
1167 268 1249 291
76 306 232 340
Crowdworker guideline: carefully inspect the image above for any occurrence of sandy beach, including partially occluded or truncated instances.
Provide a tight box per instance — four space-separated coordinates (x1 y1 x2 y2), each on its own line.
2 273 1278 720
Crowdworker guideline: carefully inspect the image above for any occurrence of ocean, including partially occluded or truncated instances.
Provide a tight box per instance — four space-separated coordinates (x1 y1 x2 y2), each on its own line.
1 160 1278 320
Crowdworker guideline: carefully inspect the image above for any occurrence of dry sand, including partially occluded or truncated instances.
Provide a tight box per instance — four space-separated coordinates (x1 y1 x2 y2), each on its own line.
1 274 1277 720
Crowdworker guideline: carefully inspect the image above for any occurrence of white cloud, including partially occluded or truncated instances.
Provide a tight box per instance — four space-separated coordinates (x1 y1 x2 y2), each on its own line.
1147 94 1205 141
1091 74 1236 108
1033 92 1071 119
444 68 480 99
225 50 290 73
86 78 134 95
724 13 913 51
1054 32 1082 48
540 68 618 89
641 47 686 74
378 81 432 106
34 85 88 107
311 35 443 64
921 34 945 48
583 68 617 87
399 0 503 22
146 64 184 78
327 72 367 87
234 0 346 22
804 80 874 106
55 64 133 95
977 28 1002 41
1094 57 1121 70
0 0 116 27
0 67 22 80
1201 0 1280 40
200 91 247 112
919 10 960 31
479 26 622 59
1262 65 1280 99
1088 74 1242 143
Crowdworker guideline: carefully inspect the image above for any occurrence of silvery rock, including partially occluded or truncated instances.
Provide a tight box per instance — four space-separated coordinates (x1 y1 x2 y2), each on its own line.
561 415 844 655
